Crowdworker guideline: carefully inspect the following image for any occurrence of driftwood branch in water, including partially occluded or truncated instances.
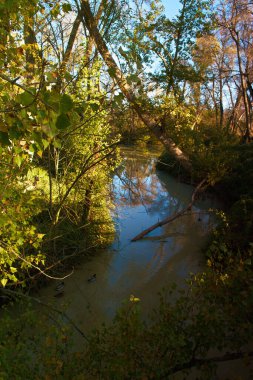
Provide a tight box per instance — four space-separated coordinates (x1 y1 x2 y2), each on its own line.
131 179 207 242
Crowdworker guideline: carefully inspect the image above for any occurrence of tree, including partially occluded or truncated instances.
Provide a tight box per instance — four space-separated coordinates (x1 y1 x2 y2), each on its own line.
150 0 213 98
0 0 117 285
216 0 253 140
80 0 193 171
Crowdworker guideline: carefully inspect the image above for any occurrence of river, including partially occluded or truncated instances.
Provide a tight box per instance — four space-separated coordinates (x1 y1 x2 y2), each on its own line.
37 146 220 337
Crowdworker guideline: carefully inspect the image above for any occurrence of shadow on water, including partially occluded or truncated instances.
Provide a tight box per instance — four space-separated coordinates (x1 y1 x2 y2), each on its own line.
37 146 222 341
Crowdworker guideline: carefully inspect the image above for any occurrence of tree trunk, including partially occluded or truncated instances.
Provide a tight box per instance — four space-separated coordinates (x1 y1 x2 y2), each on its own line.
81 179 94 223
231 30 252 141
80 0 192 172
219 69 224 127
24 19 41 80
57 13 82 87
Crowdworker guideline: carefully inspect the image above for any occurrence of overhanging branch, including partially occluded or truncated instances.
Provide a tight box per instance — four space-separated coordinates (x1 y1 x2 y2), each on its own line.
131 178 207 241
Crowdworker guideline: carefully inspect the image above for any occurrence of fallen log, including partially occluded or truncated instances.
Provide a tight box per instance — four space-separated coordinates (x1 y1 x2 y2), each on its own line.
131 179 207 242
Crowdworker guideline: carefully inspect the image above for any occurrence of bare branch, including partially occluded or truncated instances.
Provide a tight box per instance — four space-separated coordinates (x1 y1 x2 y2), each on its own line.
131 178 207 241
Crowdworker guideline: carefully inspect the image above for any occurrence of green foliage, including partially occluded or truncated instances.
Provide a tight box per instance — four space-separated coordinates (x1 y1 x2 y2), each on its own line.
0 2 119 286
55 113 70 130
0 155 46 287
216 143 253 203
190 126 239 184
0 301 76 379
204 143 253 270
80 264 253 379
1 263 253 379
157 111 239 184
0 2 252 378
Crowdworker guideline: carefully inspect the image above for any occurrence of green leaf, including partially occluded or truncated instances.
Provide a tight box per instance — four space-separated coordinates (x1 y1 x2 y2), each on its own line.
51 3 60 17
90 103 100 112
46 91 60 111
9 126 22 140
114 93 124 103
42 139 50 149
0 215 9 227
60 94 73 113
64 72 73 81
53 139 62 148
0 131 10 146
14 155 22 167
46 72 57 83
56 113 70 130
32 132 44 150
108 67 116 77
17 91 34 106
127 74 140 85
136 58 142 71
62 3 72 12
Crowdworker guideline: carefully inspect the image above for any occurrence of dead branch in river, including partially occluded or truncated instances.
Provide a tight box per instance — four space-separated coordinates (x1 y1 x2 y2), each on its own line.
131 179 208 242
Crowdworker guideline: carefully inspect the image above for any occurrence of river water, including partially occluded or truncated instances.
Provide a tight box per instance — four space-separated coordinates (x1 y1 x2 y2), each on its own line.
38 146 220 337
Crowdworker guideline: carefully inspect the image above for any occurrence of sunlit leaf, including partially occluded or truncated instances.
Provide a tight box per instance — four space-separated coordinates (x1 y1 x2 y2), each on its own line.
1 278 8 287
130 294 140 302
14 155 22 167
62 3 72 12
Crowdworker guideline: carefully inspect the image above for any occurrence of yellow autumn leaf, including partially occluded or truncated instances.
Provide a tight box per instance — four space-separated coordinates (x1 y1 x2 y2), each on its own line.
130 294 140 302
1 278 8 287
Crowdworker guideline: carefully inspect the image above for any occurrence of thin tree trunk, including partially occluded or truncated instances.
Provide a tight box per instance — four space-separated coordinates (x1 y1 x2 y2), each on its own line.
24 19 41 81
231 30 251 141
57 13 82 88
81 179 94 223
219 69 224 127
226 87 242 132
246 77 253 101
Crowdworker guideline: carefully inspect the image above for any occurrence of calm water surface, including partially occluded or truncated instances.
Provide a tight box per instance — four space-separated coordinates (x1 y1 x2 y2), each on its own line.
39 146 220 335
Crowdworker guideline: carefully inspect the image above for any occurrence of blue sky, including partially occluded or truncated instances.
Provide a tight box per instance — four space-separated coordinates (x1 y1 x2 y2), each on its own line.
162 0 181 18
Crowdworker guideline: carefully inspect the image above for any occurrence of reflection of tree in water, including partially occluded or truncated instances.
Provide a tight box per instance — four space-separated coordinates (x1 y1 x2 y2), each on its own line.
113 150 178 211
108 147 213 290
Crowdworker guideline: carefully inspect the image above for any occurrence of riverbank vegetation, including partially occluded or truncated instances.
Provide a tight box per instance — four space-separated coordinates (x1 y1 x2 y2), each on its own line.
1 0 253 378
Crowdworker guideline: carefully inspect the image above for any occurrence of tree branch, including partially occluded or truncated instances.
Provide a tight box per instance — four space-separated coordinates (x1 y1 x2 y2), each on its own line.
131 179 207 241
162 350 253 378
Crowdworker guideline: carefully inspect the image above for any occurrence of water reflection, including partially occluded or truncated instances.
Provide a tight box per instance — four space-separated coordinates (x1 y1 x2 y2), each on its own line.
38 146 220 333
